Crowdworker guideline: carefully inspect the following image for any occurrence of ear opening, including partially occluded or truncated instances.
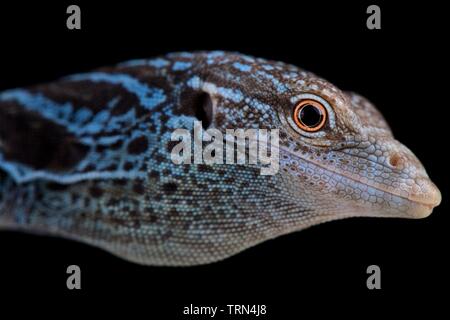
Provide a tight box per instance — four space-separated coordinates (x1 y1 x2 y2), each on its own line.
180 90 214 130
193 92 213 129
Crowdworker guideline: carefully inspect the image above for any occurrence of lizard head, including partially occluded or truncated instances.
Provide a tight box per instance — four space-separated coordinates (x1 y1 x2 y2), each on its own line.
195 52 441 224
276 79 441 220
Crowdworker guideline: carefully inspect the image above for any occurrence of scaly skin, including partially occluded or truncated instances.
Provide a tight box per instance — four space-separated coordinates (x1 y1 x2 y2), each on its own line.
0 52 441 266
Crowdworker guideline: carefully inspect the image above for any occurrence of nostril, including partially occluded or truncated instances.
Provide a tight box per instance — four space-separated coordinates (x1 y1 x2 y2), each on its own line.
388 153 402 168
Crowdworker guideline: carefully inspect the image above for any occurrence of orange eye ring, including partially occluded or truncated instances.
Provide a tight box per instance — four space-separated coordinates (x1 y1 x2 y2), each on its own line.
293 99 328 132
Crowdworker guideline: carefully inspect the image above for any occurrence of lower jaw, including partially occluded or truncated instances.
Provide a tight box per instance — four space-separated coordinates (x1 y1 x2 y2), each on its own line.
402 202 435 219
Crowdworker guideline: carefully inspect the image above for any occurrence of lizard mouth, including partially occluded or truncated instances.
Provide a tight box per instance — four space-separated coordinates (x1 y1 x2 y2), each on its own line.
402 177 442 214
345 174 441 219
279 148 442 219
395 196 440 219
336 174 440 219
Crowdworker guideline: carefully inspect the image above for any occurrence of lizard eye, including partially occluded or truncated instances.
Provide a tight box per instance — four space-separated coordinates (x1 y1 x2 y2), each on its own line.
293 99 327 132
285 93 335 138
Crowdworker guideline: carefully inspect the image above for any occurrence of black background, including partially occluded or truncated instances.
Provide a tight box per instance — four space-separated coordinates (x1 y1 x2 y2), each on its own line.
0 1 448 318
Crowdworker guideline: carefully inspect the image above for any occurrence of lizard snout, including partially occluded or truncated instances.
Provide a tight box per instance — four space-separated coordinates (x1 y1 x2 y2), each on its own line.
404 177 441 218
382 141 441 218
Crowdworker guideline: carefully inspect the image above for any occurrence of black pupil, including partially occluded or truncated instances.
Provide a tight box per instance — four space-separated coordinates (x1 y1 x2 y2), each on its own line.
299 104 323 127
